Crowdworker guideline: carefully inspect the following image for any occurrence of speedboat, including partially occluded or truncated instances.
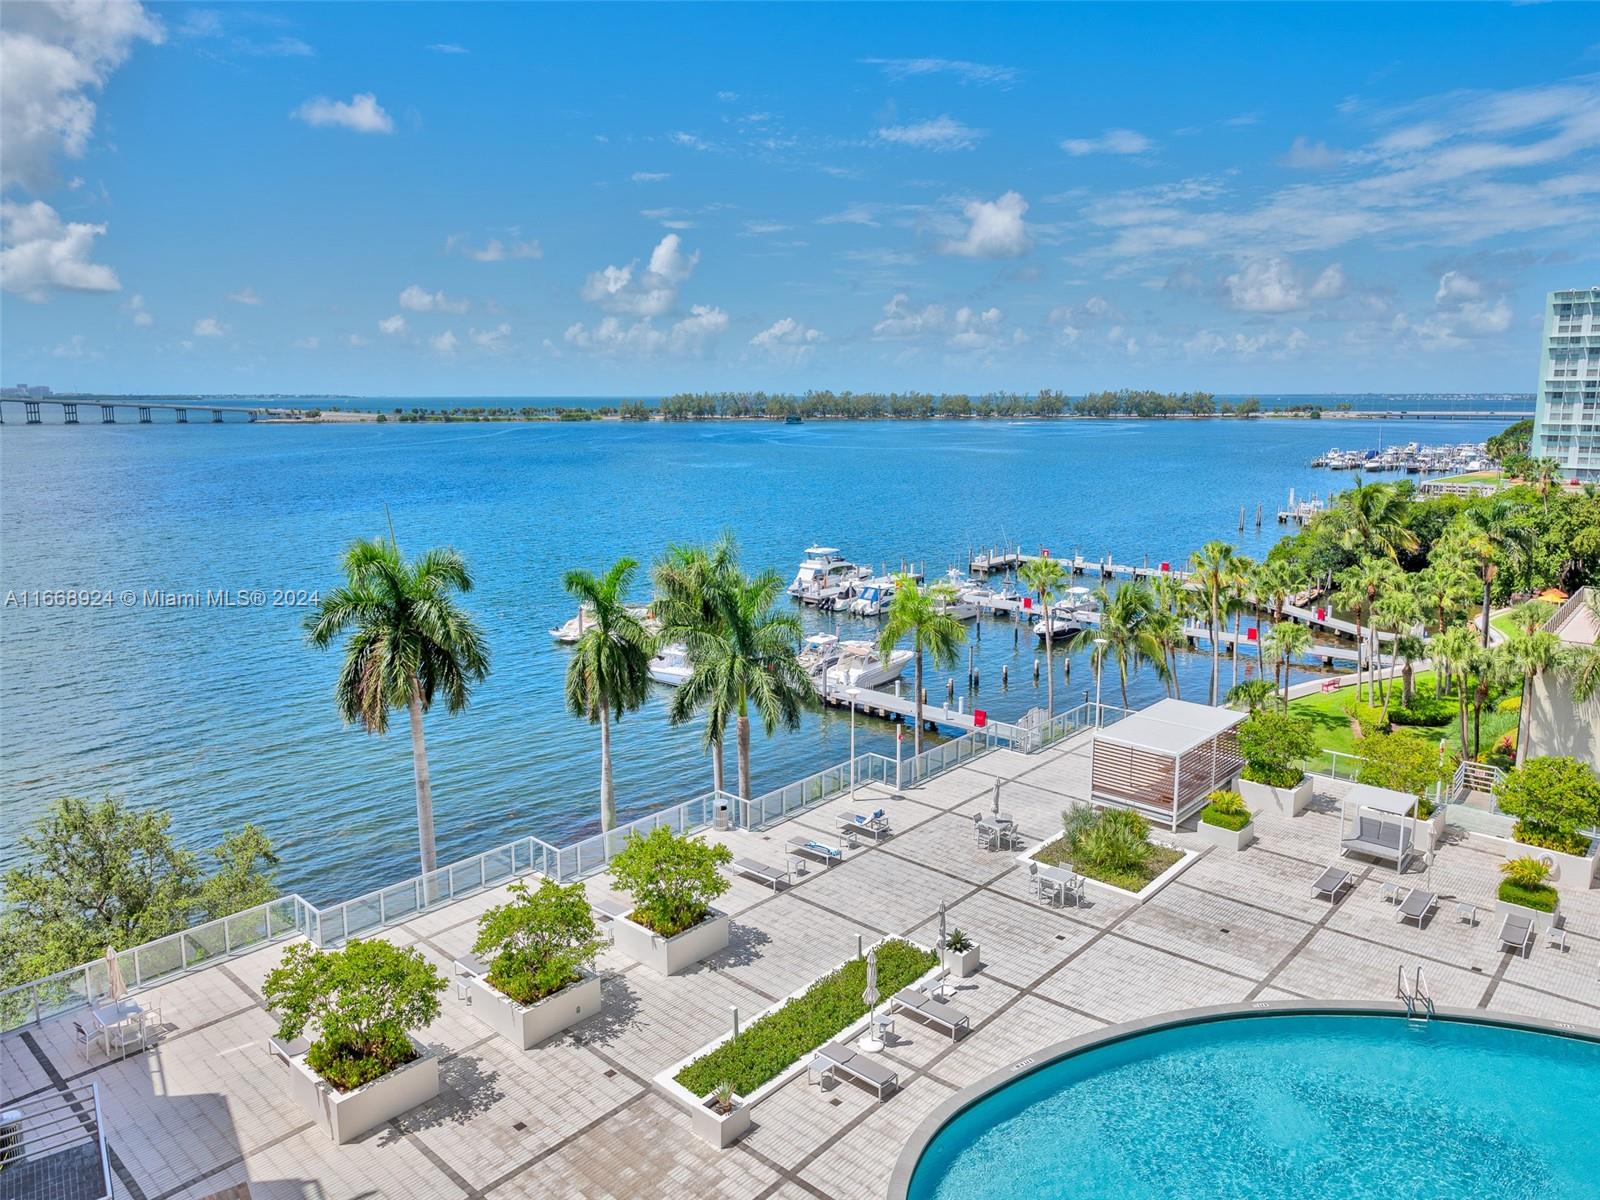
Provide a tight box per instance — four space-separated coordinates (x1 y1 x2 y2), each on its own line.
1033 587 1100 639
648 642 692 686
797 632 841 676
847 577 897 617
788 546 869 605
550 603 657 642
829 640 912 689
968 582 1028 616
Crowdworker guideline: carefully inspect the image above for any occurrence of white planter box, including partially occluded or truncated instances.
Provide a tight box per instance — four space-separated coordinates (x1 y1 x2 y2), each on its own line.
1495 897 1561 934
462 968 601 1049
1475 832 1600 892
1016 831 1200 905
613 909 730 975
286 1037 438 1145
1198 818 1254 851
943 946 980 978
1416 809 1447 853
690 1096 751 1149
1238 775 1312 817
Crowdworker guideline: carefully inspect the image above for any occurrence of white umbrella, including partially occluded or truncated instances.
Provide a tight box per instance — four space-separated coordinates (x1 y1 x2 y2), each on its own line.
937 900 948 955
859 948 884 1052
104 946 126 1003
992 778 1002 816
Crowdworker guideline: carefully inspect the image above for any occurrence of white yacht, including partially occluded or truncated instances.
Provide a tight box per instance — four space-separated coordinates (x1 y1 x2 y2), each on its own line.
647 642 692 687
847 577 896 617
550 603 658 643
788 546 868 605
796 632 841 676
1032 587 1100 639
968 582 1029 616
828 640 912 689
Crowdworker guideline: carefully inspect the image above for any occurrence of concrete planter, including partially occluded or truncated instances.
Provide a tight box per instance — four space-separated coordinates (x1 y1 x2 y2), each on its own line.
286 1036 438 1145
462 967 601 1049
1478 833 1600 892
613 909 730 976
1198 818 1254 851
1416 809 1447 853
1495 897 1561 935
690 1095 751 1149
943 946 980 978
1238 775 1312 817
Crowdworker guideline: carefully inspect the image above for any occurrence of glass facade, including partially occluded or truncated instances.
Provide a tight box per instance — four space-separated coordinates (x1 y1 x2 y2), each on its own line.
1531 287 1600 483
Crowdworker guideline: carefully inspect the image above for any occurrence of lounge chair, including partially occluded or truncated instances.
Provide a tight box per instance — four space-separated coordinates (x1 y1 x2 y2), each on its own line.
1311 865 1354 902
1499 912 1535 958
730 857 789 892
839 811 891 842
808 1041 899 1100
889 987 970 1039
787 836 843 869
1395 888 1437 928
1341 814 1414 872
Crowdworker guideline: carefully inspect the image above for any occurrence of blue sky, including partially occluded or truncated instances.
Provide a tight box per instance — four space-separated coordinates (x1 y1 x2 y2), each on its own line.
2 2 1598 396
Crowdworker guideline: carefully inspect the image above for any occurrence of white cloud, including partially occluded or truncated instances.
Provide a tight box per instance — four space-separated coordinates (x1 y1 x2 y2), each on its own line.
579 233 698 317
1404 270 1515 346
344 333 370 348
378 313 407 335
1 200 120 300
1309 263 1346 300
631 171 670 182
750 316 823 363
742 220 791 236
0 0 164 190
469 322 511 350
948 305 1010 351
938 191 1030 259
861 58 1020 87
1283 136 1345 170
1061 129 1153 156
294 335 320 350
816 203 883 227
1182 326 1311 359
1224 257 1345 312
431 330 458 355
427 43 468 54
127 293 153 327
877 115 984 151
292 92 393 134
193 316 227 337
1435 269 1484 303
669 130 711 151
52 333 93 359
564 305 728 357
872 293 946 339
228 286 262 305
461 237 541 262
398 284 468 313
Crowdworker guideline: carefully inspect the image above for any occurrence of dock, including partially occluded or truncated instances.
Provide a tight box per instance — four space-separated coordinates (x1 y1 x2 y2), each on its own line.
816 676 984 733
968 545 1024 575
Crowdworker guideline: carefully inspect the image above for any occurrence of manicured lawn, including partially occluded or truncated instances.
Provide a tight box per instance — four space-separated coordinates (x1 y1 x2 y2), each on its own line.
1490 611 1520 640
1288 670 1522 766
1431 470 1504 485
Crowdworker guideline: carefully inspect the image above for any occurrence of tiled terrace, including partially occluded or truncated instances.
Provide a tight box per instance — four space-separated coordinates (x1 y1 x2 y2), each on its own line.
5 730 1599 1200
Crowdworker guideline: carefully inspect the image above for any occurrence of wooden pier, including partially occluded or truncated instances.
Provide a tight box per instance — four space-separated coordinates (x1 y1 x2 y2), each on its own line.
968 545 1024 575
815 676 983 733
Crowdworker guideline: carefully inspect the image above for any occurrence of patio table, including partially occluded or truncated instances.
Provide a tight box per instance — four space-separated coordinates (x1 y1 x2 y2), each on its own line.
92 998 147 1059
1039 866 1082 906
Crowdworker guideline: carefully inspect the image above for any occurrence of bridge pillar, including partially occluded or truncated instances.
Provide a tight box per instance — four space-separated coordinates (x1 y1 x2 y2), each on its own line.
212 409 223 423
138 406 152 424
176 407 187 423
25 401 41 424
63 403 78 423
100 405 116 423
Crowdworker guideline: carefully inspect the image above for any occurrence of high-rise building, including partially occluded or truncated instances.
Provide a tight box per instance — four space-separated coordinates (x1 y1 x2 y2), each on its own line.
1531 286 1600 482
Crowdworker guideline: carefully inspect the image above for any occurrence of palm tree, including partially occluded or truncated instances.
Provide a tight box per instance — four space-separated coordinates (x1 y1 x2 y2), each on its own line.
1528 456 1562 512
305 536 490 876
1561 591 1600 704
1226 553 1256 690
1371 587 1422 714
1066 582 1169 708
1393 633 1426 708
878 576 967 756
1410 560 1476 636
1456 500 1535 646
653 535 739 792
1263 621 1312 704
563 558 653 832
1433 625 1480 751
1018 556 1068 715
671 568 811 799
1226 678 1279 712
1145 606 1186 698
1323 476 1419 563
1188 540 1237 704
1251 558 1305 676
1505 625 1561 765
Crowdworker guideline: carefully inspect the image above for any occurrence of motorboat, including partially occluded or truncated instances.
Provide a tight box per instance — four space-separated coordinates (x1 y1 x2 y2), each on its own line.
648 642 692 686
797 632 841 676
828 640 913 689
968 582 1030 616
933 594 980 621
1032 587 1100 640
550 603 658 642
847 577 897 617
788 546 869 605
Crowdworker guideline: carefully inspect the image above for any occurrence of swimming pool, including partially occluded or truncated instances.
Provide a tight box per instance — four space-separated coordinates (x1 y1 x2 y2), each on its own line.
901 1010 1600 1200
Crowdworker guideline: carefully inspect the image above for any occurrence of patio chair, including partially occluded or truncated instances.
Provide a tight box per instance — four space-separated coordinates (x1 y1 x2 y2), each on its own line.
786 836 843 869
1311 865 1354 902
1395 888 1437 928
1026 861 1043 897
70 1020 96 1061
808 1041 899 1101
1499 912 1535 958
889 987 971 1039
730 857 789 892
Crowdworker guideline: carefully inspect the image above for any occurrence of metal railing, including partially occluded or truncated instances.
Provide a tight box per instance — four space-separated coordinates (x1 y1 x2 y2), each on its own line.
0 1082 111 1200
737 754 895 830
1307 748 1444 806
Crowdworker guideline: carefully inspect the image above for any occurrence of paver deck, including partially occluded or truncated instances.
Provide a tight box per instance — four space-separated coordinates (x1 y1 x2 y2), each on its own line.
5 729 1598 1200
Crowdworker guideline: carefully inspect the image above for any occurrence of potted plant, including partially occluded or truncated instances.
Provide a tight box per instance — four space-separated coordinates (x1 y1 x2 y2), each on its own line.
943 928 979 978
1197 789 1254 851
1234 710 1317 816
690 1079 750 1149
608 826 734 974
1492 757 1600 890
1355 730 1449 850
463 878 606 1047
263 939 447 1144
1495 856 1561 932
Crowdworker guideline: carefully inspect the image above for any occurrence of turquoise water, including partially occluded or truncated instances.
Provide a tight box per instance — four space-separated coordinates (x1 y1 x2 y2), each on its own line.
908 1014 1600 1200
0 416 1506 901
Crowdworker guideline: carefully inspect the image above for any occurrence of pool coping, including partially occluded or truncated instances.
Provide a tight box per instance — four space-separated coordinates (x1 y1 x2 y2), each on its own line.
885 998 1600 1200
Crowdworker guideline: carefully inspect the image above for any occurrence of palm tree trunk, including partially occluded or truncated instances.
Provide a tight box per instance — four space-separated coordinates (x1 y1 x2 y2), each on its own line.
1516 669 1532 765
599 704 616 831
1119 659 1130 708
737 711 752 800
913 651 924 757
1456 672 1470 754
1230 610 1240 688
1044 622 1054 715
711 736 725 793
1354 615 1364 704
1208 599 1221 704
406 692 437 876
1480 570 1492 647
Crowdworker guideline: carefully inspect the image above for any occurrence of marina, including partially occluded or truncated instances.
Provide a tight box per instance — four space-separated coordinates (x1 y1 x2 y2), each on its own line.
1310 440 1495 474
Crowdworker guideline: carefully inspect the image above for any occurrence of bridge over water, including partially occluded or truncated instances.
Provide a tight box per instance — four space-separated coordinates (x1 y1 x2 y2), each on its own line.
0 398 306 425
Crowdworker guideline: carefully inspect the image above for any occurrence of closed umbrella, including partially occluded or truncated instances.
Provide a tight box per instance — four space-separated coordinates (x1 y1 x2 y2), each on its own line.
104 946 126 1002
859 948 884 1052
935 901 951 997
992 778 1001 816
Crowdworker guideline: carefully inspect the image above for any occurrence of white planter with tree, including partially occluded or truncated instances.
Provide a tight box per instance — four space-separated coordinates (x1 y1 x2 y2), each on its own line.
1235 710 1317 817
1491 757 1600 892
608 826 733 975
942 929 980 978
1197 790 1255 850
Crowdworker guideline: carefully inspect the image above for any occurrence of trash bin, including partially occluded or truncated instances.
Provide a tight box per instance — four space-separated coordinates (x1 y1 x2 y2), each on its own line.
714 795 731 831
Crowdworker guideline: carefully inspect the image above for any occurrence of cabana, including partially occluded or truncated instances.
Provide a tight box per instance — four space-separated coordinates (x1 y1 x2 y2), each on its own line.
1337 783 1418 872
1090 699 1246 830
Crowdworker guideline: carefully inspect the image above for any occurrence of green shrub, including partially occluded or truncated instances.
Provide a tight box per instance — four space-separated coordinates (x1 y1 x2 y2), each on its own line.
1497 879 1558 912
1038 804 1182 891
1355 730 1447 811
1342 697 1388 737
263 940 446 1091
1200 790 1252 831
1389 691 1453 727
1499 855 1551 889
609 825 732 938
944 928 972 953
1493 757 1600 855
473 878 605 1006
674 939 937 1097
1236 710 1315 787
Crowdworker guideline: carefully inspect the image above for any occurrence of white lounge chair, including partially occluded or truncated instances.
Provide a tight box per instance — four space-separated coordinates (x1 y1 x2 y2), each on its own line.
808 1041 898 1100
1395 888 1437 928
890 987 970 1039
730 858 789 892
1499 912 1535 958
1311 865 1354 902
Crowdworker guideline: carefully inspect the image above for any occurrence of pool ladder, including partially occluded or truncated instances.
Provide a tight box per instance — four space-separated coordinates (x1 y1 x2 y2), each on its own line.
1397 964 1435 1022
